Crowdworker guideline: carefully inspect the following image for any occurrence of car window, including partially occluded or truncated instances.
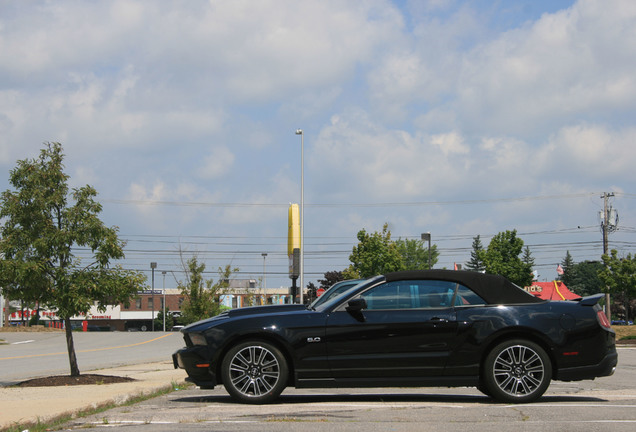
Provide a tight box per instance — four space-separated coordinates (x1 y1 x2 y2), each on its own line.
454 284 486 306
310 280 363 308
360 280 484 310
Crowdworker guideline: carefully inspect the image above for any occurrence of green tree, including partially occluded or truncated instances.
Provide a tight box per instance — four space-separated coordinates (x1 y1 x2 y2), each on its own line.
522 246 535 278
179 258 235 324
395 238 438 270
155 307 175 331
0 142 145 376
465 235 485 272
306 281 318 303
345 223 405 278
568 260 604 297
559 251 575 286
599 250 636 321
317 271 344 290
482 230 533 287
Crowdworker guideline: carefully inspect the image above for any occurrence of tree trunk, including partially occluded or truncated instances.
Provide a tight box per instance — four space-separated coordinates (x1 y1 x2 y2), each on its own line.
64 317 81 376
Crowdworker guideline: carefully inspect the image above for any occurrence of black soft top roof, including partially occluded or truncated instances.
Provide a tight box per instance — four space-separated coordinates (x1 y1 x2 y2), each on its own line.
384 270 544 305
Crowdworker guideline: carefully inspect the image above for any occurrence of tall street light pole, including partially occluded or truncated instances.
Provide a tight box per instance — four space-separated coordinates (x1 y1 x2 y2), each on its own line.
295 129 304 304
162 271 167 332
150 262 157 331
261 253 268 292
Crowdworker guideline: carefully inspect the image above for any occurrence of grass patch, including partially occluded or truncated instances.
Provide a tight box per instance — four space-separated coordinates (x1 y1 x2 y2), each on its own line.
613 325 636 340
0 380 190 432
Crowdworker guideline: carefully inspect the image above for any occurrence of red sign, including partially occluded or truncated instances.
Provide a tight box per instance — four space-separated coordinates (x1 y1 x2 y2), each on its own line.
316 288 326 297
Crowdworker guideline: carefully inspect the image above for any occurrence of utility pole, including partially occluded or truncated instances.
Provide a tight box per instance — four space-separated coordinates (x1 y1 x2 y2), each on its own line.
601 192 616 320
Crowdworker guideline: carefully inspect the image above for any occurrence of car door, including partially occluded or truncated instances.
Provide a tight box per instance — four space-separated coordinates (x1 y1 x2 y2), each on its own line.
325 279 459 379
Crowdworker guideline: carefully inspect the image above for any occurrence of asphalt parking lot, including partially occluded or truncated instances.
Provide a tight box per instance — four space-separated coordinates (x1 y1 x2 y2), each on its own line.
62 346 636 432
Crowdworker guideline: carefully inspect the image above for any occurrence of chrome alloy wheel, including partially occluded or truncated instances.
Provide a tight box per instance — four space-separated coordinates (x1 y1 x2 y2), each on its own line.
228 345 281 398
492 344 545 398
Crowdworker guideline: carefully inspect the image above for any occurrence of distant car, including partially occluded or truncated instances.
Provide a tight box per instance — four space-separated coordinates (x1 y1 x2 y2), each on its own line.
310 279 364 308
611 320 633 326
173 270 617 404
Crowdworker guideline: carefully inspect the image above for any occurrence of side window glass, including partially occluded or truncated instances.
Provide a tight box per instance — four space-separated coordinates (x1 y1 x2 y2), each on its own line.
455 284 486 306
361 281 402 310
361 280 468 310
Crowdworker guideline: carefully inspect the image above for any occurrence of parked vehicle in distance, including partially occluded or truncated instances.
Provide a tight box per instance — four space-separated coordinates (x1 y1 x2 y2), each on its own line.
173 270 617 404
611 320 633 326
310 279 364 309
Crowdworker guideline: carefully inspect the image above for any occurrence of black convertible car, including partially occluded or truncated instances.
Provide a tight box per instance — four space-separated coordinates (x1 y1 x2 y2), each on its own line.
173 270 617 404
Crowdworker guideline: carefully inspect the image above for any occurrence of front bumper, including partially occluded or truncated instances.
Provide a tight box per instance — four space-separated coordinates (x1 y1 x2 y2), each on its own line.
173 346 217 389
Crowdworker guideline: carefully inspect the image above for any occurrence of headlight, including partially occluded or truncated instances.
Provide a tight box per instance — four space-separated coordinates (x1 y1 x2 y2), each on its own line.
189 333 207 346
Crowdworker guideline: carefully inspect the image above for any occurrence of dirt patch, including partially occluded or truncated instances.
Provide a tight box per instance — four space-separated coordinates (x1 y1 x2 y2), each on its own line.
15 374 136 387
1 325 64 332
613 325 636 340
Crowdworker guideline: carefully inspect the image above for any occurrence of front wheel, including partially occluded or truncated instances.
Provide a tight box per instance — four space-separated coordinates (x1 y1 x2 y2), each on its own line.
221 341 288 404
483 339 552 403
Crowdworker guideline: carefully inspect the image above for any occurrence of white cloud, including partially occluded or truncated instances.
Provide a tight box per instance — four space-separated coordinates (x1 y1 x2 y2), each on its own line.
1 1 635 285
431 132 469 155
454 0 636 136
197 146 235 180
543 124 636 179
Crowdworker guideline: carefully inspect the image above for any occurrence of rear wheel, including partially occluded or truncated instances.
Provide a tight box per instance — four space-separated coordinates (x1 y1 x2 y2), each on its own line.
221 341 288 404
484 339 552 403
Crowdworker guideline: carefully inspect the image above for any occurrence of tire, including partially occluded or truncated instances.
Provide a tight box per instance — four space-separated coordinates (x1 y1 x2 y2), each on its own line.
221 340 288 404
483 339 552 403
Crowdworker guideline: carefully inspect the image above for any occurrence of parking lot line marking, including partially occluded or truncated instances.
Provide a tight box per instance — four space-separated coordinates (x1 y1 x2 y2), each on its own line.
11 340 35 345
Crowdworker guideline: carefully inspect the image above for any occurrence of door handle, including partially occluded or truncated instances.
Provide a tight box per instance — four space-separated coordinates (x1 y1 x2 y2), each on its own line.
429 317 449 323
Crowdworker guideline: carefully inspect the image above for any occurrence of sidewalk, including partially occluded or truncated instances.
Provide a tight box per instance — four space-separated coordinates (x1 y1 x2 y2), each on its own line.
0 361 186 430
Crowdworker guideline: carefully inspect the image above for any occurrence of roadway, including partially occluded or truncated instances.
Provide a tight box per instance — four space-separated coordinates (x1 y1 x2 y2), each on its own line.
2 332 635 431
0 330 185 385
64 346 636 431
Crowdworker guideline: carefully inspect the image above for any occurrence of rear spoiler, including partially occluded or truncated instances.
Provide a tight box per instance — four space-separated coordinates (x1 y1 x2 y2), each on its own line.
577 293 605 306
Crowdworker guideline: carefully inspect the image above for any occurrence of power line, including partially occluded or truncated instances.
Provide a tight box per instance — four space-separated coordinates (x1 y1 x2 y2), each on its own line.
104 192 603 209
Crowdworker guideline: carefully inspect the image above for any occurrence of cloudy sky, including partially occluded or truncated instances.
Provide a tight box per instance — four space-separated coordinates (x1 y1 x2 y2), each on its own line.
1 0 634 290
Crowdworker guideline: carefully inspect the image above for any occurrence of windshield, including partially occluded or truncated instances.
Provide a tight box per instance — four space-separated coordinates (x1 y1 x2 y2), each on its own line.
314 276 383 312
310 279 364 309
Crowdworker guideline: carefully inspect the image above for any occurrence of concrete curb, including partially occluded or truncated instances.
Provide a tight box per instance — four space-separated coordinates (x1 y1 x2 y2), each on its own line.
0 361 186 430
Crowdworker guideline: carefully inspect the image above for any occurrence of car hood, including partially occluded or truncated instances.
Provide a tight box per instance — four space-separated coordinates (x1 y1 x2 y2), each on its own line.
224 304 307 318
183 304 308 331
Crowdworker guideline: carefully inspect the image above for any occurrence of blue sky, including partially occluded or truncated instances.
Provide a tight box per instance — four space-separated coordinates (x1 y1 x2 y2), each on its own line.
1 0 635 291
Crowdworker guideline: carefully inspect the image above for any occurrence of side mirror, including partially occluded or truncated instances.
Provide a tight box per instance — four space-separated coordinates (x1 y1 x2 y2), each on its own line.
346 298 367 321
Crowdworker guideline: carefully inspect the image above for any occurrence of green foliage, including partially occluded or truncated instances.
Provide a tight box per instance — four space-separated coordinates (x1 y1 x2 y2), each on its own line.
482 230 533 287
179 258 235 324
522 246 535 269
346 223 406 278
599 250 636 320
0 142 146 375
306 281 318 303
599 250 636 296
155 307 175 331
565 260 604 297
343 223 440 278
318 271 345 289
464 235 486 272
395 237 438 270
559 251 575 286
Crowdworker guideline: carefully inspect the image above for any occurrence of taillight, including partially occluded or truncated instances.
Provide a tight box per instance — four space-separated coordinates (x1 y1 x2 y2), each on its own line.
597 310 611 330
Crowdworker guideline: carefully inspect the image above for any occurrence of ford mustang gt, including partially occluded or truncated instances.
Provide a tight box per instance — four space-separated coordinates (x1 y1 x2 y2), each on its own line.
173 270 617 404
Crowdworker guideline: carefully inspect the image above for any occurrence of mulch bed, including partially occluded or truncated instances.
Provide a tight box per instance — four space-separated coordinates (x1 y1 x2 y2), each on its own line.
15 374 136 387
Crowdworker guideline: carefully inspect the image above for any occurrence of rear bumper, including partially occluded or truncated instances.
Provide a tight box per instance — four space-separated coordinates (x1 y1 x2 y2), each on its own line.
172 346 217 389
556 350 618 381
